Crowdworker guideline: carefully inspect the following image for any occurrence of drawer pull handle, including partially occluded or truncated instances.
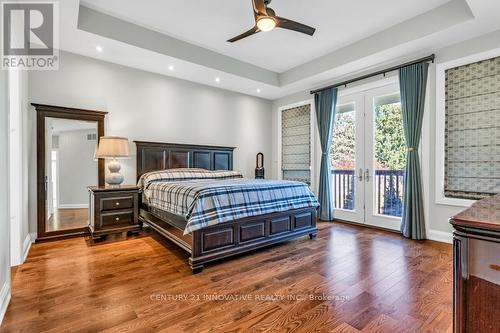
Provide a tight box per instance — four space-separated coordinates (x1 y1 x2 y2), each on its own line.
115 217 120 221
115 202 120 206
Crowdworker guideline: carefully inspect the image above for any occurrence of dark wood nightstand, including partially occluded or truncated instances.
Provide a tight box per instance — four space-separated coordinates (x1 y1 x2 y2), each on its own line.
88 185 141 240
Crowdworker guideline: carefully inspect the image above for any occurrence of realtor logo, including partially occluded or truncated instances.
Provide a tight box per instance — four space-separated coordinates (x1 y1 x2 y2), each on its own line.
1 1 59 70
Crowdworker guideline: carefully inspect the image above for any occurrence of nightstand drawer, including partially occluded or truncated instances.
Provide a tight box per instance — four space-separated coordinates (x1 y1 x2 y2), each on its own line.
101 211 134 228
101 196 134 211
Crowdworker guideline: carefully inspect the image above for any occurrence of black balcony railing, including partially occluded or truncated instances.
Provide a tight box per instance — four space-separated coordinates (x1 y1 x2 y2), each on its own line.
332 170 356 211
332 169 405 217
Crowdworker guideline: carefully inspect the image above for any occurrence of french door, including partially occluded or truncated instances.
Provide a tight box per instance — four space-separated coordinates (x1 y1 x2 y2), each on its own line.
331 83 405 230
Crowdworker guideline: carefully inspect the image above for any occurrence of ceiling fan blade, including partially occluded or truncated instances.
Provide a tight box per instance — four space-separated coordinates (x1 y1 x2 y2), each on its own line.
227 26 260 43
252 0 268 16
275 17 316 36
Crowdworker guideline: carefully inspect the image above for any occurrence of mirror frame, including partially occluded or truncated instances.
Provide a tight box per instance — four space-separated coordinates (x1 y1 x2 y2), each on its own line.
34 103 107 242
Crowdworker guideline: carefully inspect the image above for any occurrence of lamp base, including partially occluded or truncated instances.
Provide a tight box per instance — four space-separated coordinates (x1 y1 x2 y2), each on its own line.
106 159 124 186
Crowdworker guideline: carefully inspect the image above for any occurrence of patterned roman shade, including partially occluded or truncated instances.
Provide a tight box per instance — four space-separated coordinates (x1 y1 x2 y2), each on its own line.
281 104 311 184
444 56 500 199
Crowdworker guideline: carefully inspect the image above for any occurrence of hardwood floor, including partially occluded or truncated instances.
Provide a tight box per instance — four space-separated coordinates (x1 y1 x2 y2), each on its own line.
47 208 88 231
0 222 453 332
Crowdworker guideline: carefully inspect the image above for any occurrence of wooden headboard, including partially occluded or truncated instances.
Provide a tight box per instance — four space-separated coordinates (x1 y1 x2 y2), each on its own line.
134 141 236 181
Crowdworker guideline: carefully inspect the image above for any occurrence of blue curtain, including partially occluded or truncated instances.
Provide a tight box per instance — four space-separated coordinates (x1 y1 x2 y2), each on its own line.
399 63 429 240
314 88 338 221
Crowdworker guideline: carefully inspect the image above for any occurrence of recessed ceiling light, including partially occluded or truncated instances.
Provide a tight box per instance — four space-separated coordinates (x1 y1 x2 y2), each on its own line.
257 88 261 93
168 65 174 71
215 77 221 83
96 45 103 52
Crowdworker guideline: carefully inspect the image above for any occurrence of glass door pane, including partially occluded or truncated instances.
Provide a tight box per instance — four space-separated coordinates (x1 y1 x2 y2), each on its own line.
373 97 405 218
331 95 365 223
332 103 356 210
364 85 405 230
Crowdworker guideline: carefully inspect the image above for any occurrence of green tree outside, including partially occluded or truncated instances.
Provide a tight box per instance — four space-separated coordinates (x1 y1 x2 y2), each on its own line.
374 103 406 170
331 112 355 170
330 103 406 171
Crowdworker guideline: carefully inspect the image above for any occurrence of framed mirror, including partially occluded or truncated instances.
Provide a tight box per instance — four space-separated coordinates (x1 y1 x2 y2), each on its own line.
34 104 107 241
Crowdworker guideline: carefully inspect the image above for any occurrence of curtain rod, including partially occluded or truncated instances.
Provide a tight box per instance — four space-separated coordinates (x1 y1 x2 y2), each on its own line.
310 54 435 95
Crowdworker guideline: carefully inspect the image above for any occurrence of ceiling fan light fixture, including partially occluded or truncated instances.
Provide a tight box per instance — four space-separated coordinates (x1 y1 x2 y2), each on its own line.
227 0 315 42
256 16 276 32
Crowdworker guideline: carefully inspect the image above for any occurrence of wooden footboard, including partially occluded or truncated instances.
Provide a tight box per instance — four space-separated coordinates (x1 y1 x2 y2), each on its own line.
140 207 318 273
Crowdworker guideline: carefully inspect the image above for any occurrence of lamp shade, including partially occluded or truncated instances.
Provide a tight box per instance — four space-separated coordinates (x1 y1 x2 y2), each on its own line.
96 136 130 158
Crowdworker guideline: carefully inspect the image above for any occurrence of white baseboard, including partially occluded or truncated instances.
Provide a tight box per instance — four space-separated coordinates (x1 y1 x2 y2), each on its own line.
22 234 33 263
58 204 88 209
427 229 453 244
0 282 11 326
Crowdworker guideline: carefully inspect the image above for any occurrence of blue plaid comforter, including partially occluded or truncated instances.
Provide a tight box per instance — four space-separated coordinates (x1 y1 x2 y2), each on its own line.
140 171 319 234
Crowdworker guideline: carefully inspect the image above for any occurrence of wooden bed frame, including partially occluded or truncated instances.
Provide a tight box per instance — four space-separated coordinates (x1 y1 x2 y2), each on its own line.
135 141 318 273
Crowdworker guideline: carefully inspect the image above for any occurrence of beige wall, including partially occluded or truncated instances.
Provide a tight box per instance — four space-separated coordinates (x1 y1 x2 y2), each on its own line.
28 50 273 235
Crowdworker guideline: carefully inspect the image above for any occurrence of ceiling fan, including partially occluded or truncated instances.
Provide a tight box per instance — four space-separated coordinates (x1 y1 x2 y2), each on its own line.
227 0 316 43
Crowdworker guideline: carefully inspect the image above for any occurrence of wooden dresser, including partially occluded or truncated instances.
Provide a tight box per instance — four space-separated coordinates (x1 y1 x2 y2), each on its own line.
450 194 500 333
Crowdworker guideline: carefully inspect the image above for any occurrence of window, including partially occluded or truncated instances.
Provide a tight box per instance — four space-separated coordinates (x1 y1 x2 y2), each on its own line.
281 104 311 185
444 55 500 199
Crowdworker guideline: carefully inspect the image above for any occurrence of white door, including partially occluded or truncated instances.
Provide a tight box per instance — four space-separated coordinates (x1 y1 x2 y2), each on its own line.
331 94 365 223
364 85 404 230
331 83 405 231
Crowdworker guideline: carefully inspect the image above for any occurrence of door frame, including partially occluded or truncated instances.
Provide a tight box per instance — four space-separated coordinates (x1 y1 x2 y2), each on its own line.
34 104 107 242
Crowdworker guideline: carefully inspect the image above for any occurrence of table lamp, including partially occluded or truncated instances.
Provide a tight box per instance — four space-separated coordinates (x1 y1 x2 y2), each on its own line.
96 136 130 186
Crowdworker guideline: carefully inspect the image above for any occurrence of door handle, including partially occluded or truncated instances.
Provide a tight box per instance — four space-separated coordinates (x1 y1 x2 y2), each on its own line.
358 168 363 181
365 169 370 182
